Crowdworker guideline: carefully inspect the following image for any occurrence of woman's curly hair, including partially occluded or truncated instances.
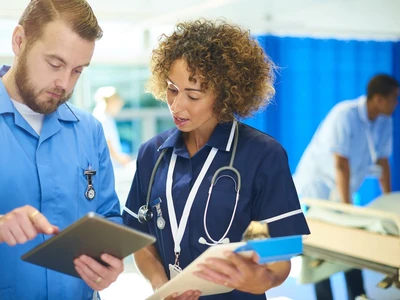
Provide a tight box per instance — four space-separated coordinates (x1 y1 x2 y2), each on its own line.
146 19 276 122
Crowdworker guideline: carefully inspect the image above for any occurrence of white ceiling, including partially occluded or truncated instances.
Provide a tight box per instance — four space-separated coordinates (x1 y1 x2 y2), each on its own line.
0 0 399 63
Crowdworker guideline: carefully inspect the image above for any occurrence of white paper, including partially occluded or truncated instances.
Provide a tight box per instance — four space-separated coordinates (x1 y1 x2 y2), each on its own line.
146 242 246 300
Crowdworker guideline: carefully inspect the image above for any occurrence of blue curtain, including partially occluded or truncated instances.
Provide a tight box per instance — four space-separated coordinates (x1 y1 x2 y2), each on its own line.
392 41 400 192
245 36 399 205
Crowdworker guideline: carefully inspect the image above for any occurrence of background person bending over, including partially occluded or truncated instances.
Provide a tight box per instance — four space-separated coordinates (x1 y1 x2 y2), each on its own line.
293 74 399 300
93 86 135 208
123 19 310 300
93 86 132 167
0 1 124 299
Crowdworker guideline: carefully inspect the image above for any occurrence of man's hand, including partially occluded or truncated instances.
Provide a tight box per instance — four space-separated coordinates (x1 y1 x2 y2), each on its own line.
74 253 124 291
0 205 59 245
377 158 391 193
334 154 351 204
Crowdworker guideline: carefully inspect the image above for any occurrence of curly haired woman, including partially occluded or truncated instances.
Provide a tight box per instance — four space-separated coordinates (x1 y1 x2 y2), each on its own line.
123 19 309 300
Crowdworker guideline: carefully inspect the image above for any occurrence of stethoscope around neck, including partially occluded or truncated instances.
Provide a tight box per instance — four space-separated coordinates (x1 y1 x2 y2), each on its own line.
137 121 241 246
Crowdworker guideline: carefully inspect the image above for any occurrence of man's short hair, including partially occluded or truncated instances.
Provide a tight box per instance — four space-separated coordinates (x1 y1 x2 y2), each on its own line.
367 74 399 98
19 0 103 49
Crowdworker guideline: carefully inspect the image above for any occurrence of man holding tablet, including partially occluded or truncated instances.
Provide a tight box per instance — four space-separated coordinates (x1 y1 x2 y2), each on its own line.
0 1 124 299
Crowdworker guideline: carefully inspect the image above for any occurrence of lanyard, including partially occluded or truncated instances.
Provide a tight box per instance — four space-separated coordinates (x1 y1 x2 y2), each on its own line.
365 126 377 164
166 147 218 256
357 96 378 164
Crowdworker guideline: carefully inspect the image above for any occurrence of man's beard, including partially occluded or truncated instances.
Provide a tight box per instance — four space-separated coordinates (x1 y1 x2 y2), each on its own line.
14 51 73 114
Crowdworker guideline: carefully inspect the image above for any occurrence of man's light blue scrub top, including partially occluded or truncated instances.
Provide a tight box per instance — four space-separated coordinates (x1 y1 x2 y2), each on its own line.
123 121 309 300
0 65 121 300
293 96 393 200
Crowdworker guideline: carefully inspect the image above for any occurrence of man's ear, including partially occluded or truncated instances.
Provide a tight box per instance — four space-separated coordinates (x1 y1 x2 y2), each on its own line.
371 94 383 105
11 25 27 56
376 94 386 104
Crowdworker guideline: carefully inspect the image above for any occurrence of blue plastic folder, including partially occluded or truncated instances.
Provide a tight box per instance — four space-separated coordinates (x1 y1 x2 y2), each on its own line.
234 235 303 264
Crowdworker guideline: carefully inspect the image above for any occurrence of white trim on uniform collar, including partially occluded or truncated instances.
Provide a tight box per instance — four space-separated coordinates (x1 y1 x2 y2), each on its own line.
225 120 237 152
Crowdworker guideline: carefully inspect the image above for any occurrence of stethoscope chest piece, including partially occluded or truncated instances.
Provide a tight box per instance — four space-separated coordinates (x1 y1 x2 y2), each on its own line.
138 205 154 223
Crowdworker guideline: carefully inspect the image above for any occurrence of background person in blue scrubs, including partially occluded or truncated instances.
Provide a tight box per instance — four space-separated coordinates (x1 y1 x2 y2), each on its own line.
123 19 310 300
0 1 124 299
293 74 399 300
93 86 132 167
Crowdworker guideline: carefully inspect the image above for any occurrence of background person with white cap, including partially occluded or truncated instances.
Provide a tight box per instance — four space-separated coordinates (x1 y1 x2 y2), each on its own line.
93 86 132 167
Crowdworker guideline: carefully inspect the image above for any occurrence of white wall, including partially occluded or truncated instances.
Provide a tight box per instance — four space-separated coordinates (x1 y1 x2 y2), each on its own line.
1 0 399 63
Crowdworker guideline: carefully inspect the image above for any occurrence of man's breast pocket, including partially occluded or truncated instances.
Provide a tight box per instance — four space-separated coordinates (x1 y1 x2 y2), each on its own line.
0 287 15 300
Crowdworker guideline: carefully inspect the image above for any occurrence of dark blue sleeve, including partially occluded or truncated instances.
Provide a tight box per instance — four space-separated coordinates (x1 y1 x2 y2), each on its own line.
122 150 151 234
251 142 310 237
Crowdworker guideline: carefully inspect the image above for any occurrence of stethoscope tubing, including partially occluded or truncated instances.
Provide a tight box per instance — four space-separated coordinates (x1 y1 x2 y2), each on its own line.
141 121 241 246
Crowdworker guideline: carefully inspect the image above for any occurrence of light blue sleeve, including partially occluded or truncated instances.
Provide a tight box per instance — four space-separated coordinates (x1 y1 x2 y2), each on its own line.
328 109 353 158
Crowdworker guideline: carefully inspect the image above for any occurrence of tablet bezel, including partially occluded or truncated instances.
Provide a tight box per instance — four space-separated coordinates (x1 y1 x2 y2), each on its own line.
21 212 155 278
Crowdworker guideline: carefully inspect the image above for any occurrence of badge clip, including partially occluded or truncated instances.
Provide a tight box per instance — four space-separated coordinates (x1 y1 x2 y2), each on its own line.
84 167 97 200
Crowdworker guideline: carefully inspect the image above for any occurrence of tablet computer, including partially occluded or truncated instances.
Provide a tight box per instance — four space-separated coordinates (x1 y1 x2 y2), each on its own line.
21 212 155 278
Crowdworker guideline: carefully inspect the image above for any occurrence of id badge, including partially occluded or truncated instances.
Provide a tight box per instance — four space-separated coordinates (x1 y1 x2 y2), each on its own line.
169 263 182 279
368 164 383 178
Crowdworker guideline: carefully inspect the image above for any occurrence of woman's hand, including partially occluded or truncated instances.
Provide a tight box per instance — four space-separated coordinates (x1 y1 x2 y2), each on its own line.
155 282 201 300
163 290 201 300
193 251 289 294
